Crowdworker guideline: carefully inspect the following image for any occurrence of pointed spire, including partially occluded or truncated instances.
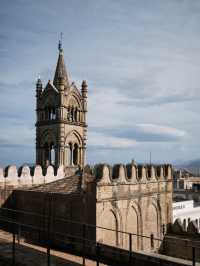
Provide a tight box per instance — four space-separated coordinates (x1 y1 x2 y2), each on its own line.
53 34 70 88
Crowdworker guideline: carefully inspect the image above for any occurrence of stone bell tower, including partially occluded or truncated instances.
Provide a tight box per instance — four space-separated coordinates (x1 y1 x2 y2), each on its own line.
35 40 87 170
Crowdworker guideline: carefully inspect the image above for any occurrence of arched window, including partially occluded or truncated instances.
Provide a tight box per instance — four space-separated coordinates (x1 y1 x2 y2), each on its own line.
78 109 81 122
44 142 50 166
67 107 70 121
74 108 78 122
49 107 56 120
69 142 73 165
70 107 73 122
67 143 79 166
67 105 81 122
73 143 79 165
52 108 56 120
50 143 55 165
44 106 56 120
48 107 51 120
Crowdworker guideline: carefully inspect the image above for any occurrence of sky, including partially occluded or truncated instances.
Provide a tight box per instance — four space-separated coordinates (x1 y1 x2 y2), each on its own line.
1 0 200 167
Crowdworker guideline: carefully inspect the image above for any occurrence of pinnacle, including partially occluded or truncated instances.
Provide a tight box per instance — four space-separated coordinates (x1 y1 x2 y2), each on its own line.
53 49 70 88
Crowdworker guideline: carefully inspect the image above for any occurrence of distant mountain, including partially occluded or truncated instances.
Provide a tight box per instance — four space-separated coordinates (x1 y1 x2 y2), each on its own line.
174 159 200 176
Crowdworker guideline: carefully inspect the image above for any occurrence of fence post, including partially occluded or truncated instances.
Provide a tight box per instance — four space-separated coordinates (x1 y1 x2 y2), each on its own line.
150 233 154 250
17 224 21 244
192 247 195 266
82 224 86 266
12 229 16 266
47 216 50 266
129 233 132 265
162 224 165 236
47 194 52 266
96 242 100 266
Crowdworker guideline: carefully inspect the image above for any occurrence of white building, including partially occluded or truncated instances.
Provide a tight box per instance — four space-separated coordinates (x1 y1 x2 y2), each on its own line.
173 200 200 230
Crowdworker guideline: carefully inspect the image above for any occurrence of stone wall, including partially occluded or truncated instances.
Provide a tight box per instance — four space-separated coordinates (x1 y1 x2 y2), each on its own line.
88 163 173 252
0 164 65 206
0 162 173 255
162 218 200 262
0 165 65 187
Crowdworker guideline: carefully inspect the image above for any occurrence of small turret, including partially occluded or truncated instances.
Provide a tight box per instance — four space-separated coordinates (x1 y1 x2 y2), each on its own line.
81 80 88 115
36 78 42 98
81 80 88 98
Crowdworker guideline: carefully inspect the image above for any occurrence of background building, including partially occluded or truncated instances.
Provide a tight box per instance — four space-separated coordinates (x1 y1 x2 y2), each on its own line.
173 200 200 230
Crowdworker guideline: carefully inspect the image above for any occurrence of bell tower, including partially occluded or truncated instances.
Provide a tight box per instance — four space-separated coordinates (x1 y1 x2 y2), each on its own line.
35 41 87 170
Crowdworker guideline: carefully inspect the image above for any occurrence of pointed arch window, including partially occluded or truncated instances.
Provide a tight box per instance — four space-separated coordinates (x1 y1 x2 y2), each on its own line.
73 143 79 165
44 106 56 120
69 142 73 165
44 142 50 166
50 142 55 165
67 105 82 123
68 142 79 166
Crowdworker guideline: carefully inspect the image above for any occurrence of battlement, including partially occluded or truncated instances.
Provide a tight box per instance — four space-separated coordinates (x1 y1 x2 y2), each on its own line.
0 162 172 188
0 165 65 187
84 163 172 184
169 218 199 235
162 218 200 262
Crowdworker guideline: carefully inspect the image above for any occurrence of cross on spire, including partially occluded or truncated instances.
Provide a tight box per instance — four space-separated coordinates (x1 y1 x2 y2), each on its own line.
58 32 63 52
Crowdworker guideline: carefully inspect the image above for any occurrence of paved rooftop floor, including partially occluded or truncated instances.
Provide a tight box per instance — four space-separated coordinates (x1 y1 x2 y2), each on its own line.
0 230 106 266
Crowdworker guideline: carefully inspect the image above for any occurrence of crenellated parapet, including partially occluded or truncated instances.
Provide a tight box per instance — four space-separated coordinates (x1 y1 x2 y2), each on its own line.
169 218 199 235
85 162 172 185
162 218 200 261
0 165 65 187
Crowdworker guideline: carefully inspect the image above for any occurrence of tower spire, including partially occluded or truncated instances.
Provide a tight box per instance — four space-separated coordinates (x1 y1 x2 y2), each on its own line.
53 33 70 88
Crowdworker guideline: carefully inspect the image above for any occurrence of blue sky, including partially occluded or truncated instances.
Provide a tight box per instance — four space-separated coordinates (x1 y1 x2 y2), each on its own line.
1 0 200 166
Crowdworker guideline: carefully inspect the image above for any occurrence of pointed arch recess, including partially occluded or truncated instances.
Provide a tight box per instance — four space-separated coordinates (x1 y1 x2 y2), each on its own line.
143 198 161 250
126 201 142 250
65 130 83 146
97 205 122 247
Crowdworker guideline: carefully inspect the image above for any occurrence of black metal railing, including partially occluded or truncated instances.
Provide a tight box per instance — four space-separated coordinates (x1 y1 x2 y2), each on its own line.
0 207 199 266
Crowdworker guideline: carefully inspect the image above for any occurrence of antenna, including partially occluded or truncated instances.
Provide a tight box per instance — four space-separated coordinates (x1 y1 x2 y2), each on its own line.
58 32 63 52
150 151 152 165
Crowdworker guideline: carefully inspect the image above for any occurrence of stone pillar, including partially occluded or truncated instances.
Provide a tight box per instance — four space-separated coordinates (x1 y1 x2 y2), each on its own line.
78 110 80 122
82 146 86 168
65 144 70 166
78 147 82 166
49 146 51 164
58 145 65 166
72 143 75 166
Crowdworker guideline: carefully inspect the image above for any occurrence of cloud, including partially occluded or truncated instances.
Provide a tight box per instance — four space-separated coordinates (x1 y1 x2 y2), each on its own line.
88 131 138 149
90 123 186 146
1 0 200 165
0 80 35 119
117 86 200 107
135 124 186 140
0 123 34 148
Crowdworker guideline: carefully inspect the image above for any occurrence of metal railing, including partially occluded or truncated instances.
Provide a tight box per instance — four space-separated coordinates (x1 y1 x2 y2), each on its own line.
0 207 199 266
